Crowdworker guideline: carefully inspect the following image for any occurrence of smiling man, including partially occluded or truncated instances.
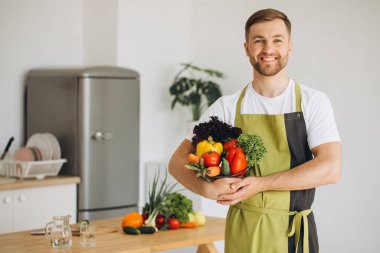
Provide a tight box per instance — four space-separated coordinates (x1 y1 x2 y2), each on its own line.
247 20 290 77
169 8 342 253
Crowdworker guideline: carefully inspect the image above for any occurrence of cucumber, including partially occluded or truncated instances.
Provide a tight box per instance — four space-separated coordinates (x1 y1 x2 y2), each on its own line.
122 226 141 235
221 158 230 176
138 226 157 234
79 219 90 226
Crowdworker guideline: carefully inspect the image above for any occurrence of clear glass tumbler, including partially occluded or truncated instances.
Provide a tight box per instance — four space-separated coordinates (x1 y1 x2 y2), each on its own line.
80 224 96 247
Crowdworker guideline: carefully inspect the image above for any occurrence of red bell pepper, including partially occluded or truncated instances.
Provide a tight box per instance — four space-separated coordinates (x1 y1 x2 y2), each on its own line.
223 138 237 151
226 147 247 175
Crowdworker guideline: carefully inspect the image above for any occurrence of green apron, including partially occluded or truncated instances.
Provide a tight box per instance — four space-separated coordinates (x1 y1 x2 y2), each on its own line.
225 83 319 253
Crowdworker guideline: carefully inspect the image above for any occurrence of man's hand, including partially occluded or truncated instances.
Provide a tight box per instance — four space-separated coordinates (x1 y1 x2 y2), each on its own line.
203 177 243 200
216 176 263 205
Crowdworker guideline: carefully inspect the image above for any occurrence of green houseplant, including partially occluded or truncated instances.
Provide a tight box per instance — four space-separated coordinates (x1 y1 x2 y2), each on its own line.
169 63 224 121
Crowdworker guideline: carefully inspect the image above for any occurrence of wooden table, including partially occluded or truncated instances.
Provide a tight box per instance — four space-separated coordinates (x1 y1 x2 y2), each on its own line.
0 216 225 253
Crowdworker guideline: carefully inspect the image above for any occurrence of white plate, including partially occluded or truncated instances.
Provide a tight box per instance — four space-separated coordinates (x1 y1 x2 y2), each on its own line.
39 134 54 160
44 133 61 160
26 133 53 161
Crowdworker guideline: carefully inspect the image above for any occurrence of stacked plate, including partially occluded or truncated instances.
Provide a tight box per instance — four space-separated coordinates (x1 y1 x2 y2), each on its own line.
25 133 61 161
2 133 65 179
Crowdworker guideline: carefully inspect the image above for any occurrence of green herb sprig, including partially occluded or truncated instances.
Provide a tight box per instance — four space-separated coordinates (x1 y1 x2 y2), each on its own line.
237 133 266 168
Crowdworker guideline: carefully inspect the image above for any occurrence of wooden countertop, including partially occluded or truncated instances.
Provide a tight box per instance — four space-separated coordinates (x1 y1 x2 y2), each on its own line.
0 216 225 253
0 176 80 191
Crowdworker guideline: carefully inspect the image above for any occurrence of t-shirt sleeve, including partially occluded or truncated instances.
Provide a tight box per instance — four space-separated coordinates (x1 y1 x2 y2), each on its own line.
185 97 226 141
306 92 341 149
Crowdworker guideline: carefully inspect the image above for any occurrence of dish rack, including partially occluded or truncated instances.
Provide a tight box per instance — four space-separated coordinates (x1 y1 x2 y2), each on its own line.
0 159 67 180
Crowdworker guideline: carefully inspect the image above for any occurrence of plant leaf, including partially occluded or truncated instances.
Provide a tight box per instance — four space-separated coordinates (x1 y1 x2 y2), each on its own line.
189 92 201 106
169 77 192 95
203 68 225 79
171 98 177 109
169 63 224 114
202 81 222 106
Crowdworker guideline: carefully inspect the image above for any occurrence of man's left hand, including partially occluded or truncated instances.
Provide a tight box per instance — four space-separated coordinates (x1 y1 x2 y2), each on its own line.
216 176 264 205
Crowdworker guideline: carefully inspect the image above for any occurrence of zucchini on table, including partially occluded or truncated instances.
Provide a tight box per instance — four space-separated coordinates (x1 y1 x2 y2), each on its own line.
122 226 157 235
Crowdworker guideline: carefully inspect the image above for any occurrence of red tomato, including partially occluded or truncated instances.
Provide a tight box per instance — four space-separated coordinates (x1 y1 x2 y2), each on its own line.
155 214 165 229
223 139 237 151
201 151 221 167
168 218 180 230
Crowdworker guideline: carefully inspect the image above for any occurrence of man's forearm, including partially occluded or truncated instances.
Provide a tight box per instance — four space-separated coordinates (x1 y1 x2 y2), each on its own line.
218 142 342 205
168 140 208 196
260 142 342 192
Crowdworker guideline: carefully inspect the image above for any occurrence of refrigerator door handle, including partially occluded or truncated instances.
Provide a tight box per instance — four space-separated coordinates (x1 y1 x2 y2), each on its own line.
92 131 114 141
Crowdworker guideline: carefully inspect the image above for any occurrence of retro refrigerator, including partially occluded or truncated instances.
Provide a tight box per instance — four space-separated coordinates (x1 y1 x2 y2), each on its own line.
25 66 139 220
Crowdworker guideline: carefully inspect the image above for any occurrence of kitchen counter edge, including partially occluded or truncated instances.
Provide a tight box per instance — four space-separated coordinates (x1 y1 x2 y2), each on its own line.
0 176 80 191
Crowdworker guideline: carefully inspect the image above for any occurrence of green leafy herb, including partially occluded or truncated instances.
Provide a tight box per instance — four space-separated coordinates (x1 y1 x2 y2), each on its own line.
160 192 193 223
237 133 266 168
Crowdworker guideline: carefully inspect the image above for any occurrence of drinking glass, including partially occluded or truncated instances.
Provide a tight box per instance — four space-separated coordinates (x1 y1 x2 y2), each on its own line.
80 224 96 247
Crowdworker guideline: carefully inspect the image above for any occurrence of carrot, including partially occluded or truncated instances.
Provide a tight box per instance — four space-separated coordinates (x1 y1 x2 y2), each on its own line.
206 166 221 177
187 153 200 164
182 221 198 228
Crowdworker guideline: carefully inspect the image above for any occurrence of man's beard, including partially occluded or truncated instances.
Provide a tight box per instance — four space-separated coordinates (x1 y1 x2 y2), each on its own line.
251 54 288 76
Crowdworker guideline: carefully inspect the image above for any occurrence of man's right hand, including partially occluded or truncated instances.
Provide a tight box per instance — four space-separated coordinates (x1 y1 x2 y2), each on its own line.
201 177 243 200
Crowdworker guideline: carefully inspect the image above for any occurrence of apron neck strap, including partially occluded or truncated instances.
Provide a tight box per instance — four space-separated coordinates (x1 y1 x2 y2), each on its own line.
235 85 248 116
235 81 303 116
295 81 302 112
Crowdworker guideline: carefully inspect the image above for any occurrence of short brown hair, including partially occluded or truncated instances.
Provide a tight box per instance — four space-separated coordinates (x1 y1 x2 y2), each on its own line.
245 8 291 41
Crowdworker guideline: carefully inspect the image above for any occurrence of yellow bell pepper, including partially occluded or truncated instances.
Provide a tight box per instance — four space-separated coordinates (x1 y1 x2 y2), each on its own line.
196 136 223 157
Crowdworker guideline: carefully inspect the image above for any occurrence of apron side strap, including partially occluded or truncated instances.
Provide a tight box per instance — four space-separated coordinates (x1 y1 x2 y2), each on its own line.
288 209 312 253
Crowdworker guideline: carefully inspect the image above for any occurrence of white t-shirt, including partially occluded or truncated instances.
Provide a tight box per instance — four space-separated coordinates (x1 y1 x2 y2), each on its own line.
187 79 341 150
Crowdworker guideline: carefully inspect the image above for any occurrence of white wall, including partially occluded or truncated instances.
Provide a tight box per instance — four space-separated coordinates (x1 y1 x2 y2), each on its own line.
83 0 118 65
291 2 380 252
0 0 84 149
117 0 196 207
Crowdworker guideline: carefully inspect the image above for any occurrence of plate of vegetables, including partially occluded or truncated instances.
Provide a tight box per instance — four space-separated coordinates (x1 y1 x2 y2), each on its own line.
185 116 266 182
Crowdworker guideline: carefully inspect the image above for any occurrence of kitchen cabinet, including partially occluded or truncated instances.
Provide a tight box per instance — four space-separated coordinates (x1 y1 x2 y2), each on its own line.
0 190 13 233
0 179 78 234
